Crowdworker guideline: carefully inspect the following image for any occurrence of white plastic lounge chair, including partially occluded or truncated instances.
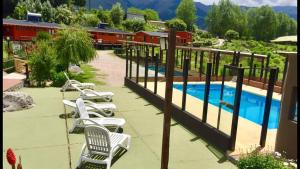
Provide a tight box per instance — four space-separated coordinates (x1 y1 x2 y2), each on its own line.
63 99 116 117
76 125 131 169
61 72 95 91
73 85 114 102
69 98 125 133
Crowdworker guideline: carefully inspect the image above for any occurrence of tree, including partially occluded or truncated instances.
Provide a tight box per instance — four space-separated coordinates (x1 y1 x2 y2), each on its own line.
205 0 247 37
28 41 56 87
225 29 239 41
165 18 187 31
41 0 55 22
74 0 86 7
54 26 96 71
54 5 73 25
176 0 197 31
144 9 160 21
122 20 145 32
110 2 124 26
12 2 27 20
247 6 277 41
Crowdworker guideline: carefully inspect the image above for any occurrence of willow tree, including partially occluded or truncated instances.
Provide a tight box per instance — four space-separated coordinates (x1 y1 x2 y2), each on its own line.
54 26 96 71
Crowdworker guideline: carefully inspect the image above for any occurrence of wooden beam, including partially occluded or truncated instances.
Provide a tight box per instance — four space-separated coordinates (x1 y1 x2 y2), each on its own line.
161 28 176 169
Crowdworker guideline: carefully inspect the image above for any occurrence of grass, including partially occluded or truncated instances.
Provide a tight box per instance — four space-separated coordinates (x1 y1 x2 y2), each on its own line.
70 64 106 85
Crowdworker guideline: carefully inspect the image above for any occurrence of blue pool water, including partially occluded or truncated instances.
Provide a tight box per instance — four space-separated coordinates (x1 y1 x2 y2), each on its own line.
148 65 183 76
173 84 281 129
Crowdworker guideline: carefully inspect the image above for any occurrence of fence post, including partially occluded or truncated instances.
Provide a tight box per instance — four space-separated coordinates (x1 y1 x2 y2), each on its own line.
144 47 149 88
136 49 140 83
217 66 226 129
248 53 254 83
263 54 270 88
215 51 220 80
199 51 204 80
260 68 277 147
181 49 184 69
281 57 288 93
194 51 198 69
202 63 212 123
161 28 176 169
154 53 159 94
182 56 189 111
129 47 133 79
125 46 129 78
230 67 244 151
253 64 257 79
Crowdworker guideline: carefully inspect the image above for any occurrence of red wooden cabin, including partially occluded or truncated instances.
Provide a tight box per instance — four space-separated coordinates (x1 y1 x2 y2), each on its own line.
133 31 192 45
3 19 133 45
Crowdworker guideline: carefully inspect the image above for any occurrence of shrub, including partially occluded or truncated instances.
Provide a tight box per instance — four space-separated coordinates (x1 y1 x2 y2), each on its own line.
122 20 145 32
28 41 57 87
51 71 67 87
199 31 213 38
238 153 288 169
36 31 52 41
165 18 187 31
225 29 240 42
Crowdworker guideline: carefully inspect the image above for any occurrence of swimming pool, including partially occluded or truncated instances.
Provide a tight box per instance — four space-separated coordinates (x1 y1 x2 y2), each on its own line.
173 84 281 129
148 65 183 76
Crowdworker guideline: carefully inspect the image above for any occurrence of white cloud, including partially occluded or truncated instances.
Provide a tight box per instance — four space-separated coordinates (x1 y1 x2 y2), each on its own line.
194 0 297 6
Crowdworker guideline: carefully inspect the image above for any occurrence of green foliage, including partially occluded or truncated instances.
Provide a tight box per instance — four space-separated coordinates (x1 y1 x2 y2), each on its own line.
193 39 213 47
54 4 73 25
225 29 239 41
28 41 57 87
41 0 55 22
36 31 52 41
205 0 247 37
81 14 100 27
54 26 96 71
127 7 160 21
96 6 112 25
166 18 187 31
110 2 124 26
238 153 288 169
247 6 277 41
74 0 86 7
12 2 27 19
122 20 145 32
50 71 67 87
176 0 197 31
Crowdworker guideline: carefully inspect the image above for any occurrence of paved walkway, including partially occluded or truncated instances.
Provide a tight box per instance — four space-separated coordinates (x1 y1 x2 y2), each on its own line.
3 50 236 169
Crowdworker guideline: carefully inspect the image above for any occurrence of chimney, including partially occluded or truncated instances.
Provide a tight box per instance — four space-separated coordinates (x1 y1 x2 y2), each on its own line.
27 12 42 22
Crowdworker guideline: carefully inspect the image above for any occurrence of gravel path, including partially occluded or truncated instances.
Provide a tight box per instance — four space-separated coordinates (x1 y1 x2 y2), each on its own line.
89 50 163 86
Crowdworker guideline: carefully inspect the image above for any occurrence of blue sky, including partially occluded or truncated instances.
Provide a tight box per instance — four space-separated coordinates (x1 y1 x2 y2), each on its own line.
194 0 297 6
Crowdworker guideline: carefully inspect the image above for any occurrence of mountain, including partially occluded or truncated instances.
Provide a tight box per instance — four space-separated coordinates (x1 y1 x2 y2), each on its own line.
85 0 297 29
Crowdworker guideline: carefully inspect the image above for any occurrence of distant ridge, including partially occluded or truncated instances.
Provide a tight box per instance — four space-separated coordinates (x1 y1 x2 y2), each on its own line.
85 0 297 29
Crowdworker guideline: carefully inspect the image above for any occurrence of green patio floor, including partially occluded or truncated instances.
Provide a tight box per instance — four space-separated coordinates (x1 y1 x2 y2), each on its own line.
3 85 236 169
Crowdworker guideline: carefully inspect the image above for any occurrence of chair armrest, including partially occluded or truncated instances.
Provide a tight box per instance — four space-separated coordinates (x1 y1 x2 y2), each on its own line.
87 111 104 118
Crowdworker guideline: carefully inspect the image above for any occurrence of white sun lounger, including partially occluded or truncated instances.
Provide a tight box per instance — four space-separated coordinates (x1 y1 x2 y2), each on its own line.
69 98 125 133
73 85 114 102
61 72 95 91
63 99 116 117
77 125 131 169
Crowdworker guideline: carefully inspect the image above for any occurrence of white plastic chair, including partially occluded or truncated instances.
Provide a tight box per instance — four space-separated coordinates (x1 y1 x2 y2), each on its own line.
73 85 114 102
63 99 116 117
77 125 131 169
61 72 95 91
69 98 125 133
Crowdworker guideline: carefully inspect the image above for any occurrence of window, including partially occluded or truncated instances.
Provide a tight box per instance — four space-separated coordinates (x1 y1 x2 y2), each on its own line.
290 87 298 122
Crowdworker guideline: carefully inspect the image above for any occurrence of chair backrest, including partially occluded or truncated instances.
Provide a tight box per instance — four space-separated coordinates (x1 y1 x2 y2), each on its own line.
84 125 111 156
64 72 70 81
76 98 89 119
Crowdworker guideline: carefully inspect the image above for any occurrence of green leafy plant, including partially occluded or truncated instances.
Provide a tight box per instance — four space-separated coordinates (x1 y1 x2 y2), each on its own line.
54 26 96 71
36 31 52 41
50 71 67 87
28 41 57 87
225 29 240 42
122 20 145 32
166 18 187 31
